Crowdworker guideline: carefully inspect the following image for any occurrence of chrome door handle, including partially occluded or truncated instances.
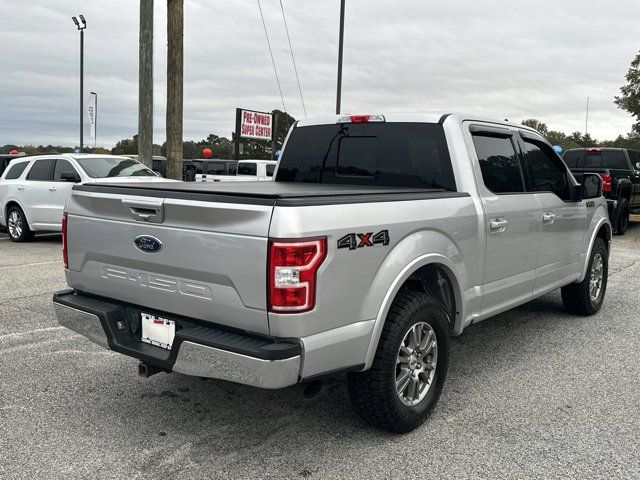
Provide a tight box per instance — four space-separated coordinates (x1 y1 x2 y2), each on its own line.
489 218 509 232
49 186 57 191
543 212 556 224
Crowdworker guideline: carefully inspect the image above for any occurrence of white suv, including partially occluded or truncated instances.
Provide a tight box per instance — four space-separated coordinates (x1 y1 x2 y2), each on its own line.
0 154 174 242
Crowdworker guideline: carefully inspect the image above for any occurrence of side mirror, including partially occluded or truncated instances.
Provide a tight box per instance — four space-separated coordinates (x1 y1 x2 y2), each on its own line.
60 171 81 183
580 173 603 200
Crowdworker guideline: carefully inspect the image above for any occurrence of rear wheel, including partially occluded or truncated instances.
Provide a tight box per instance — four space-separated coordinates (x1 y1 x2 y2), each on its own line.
614 199 629 236
347 291 449 433
561 237 608 315
6 206 34 242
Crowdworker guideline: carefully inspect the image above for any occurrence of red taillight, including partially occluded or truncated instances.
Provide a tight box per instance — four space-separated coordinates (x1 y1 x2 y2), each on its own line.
62 213 68 269
600 173 612 193
349 114 371 123
337 114 385 124
268 237 327 313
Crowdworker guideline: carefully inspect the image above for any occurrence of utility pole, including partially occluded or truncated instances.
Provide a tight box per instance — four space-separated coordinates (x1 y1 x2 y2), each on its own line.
138 0 154 168
166 0 184 180
336 0 345 115
585 97 590 137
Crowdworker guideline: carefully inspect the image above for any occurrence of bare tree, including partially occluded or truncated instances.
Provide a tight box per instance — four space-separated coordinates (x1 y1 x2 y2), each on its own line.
138 0 154 168
166 0 184 180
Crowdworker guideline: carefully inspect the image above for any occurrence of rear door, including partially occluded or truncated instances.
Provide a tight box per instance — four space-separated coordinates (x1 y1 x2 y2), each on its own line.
519 133 586 291
48 159 80 226
23 158 56 226
468 124 542 316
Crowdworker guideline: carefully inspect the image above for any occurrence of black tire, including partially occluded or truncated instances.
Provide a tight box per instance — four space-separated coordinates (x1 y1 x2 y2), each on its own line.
614 199 629 236
6 206 34 242
347 290 449 433
561 237 608 315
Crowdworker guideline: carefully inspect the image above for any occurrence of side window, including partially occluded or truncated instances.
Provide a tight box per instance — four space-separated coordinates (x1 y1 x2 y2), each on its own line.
26 159 55 181
522 138 570 200
4 161 29 180
472 134 525 193
265 164 276 177
629 151 640 169
228 163 237 175
238 162 257 176
53 159 79 181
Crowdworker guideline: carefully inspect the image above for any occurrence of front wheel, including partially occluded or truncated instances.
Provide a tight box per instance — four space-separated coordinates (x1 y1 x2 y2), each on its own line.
561 237 608 315
6 206 34 242
347 291 449 433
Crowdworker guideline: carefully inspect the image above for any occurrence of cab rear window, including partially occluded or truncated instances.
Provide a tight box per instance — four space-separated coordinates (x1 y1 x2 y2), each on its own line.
563 150 629 169
276 122 456 190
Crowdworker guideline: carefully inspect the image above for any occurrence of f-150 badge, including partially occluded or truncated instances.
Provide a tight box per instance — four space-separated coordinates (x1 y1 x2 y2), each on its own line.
337 230 390 250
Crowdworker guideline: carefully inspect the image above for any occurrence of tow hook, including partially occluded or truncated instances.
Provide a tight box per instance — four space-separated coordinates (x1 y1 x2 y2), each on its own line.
138 362 165 378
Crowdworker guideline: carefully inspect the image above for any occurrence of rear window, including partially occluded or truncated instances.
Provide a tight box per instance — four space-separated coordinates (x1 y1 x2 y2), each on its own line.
75 157 156 178
238 162 257 176
206 162 228 175
276 122 456 190
27 158 55 181
563 150 629 170
4 161 29 180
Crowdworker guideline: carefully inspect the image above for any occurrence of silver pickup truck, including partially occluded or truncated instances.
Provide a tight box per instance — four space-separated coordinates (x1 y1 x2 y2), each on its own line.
53 113 611 432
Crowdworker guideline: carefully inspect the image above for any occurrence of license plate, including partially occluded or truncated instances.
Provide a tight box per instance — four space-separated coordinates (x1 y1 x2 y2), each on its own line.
141 313 175 350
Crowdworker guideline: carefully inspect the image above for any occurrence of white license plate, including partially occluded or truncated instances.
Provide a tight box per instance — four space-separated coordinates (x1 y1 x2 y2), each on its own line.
141 313 175 350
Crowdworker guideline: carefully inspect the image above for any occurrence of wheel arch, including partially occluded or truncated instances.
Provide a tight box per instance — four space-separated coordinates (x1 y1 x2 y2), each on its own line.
362 254 465 370
579 217 612 282
4 200 29 222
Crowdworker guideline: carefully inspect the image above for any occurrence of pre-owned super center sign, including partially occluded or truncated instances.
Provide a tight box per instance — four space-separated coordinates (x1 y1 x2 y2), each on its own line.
237 109 274 141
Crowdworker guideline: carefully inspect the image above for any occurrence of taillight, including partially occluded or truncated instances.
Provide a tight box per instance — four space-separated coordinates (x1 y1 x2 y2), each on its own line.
62 213 68 269
600 173 612 193
268 237 327 313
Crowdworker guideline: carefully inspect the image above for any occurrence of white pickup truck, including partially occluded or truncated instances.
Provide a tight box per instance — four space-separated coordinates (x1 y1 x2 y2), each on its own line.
53 113 610 432
196 159 277 182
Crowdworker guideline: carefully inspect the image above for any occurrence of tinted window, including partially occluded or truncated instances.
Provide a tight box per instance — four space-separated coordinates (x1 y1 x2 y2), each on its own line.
563 151 581 168
228 163 237 175
152 159 166 177
602 151 629 169
522 139 570 200
276 123 456 190
53 159 79 181
206 162 228 175
238 162 257 176
266 164 276 177
26 159 55 181
629 151 640 169
4 161 29 180
75 157 156 178
472 134 524 193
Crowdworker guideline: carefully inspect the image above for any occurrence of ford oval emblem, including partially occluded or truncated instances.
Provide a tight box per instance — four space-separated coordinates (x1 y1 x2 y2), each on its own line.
134 235 163 253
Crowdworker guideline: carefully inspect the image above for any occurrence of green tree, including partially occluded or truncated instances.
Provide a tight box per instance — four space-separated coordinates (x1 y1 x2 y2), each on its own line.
521 119 549 136
111 135 139 155
615 51 640 134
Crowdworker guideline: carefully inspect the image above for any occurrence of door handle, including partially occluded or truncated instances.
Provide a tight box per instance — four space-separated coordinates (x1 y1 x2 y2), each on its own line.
542 212 556 224
489 218 509 232
17 186 25 191
49 186 57 191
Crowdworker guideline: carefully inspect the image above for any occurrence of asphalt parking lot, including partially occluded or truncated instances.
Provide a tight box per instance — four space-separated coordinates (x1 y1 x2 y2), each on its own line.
1 222 639 480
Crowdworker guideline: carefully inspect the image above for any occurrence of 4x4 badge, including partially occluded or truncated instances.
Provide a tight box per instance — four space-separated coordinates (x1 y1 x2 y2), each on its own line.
337 230 390 251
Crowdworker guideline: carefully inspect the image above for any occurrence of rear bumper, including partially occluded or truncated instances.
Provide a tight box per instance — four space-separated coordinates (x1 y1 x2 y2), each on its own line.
53 290 301 389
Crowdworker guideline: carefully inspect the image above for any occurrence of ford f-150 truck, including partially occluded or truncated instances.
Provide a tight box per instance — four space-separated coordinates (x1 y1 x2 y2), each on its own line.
53 113 611 433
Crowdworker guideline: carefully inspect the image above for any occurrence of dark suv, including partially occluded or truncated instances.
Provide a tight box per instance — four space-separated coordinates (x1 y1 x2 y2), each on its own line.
564 147 640 235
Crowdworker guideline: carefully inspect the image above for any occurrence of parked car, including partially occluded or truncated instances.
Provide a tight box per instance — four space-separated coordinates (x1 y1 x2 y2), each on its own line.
184 159 237 182
53 113 610 433
0 153 26 177
197 159 277 182
0 154 174 242
563 147 640 235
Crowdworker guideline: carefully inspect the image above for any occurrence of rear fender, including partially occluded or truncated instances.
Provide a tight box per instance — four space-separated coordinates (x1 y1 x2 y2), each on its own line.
578 209 611 283
360 230 469 370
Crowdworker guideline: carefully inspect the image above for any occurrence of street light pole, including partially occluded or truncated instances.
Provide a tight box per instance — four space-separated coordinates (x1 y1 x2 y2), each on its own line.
72 15 87 151
336 0 345 115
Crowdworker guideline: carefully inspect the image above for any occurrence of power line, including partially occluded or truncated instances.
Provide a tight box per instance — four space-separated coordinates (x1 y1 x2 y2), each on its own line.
279 0 307 118
257 0 286 112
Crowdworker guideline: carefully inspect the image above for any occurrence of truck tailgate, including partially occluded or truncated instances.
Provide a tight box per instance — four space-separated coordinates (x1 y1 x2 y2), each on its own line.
64 185 274 334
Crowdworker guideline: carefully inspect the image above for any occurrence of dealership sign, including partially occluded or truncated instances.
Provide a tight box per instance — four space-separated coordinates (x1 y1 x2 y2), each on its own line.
237 108 274 141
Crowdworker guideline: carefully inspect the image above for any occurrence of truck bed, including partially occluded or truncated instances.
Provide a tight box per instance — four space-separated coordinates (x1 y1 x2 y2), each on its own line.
75 181 468 206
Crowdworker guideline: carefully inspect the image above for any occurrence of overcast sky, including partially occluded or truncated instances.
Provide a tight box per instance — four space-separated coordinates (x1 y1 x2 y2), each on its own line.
1 0 639 148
